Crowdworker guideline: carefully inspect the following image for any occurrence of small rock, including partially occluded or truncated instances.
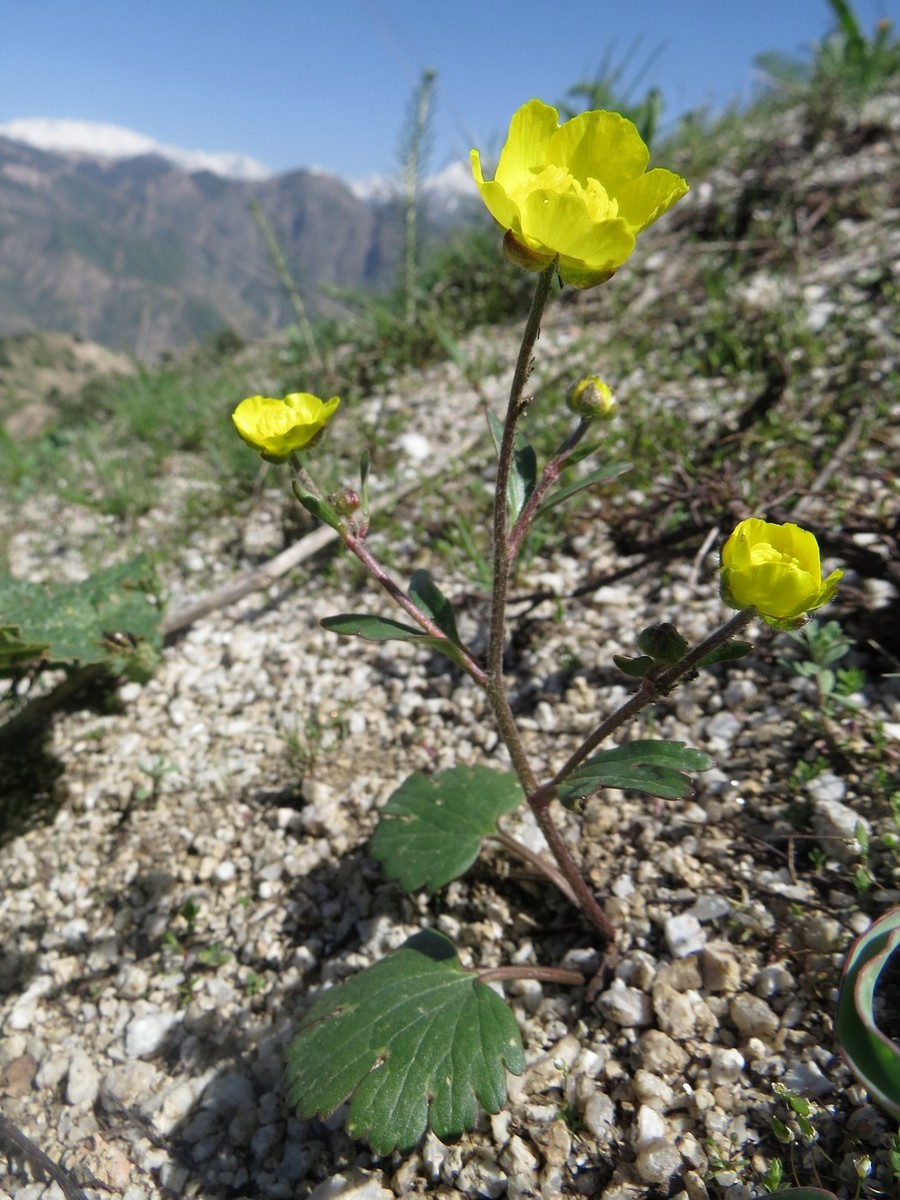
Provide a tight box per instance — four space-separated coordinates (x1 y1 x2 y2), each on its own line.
599 979 653 1027
633 1103 666 1149
687 894 731 923
635 1138 683 1185
729 993 779 1040
665 913 706 958
633 1070 675 1112
639 1030 690 1076
701 943 741 993
811 797 869 861
66 1049 101 1106
125 1011 179 1059
582 1093 616 1139
709 1046 745 1085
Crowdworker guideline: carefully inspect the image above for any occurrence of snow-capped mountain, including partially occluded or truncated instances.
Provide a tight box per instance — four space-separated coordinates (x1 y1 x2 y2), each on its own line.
0 117 271 181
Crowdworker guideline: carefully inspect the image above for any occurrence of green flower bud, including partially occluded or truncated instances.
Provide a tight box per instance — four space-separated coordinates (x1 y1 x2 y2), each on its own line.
567 376 617 420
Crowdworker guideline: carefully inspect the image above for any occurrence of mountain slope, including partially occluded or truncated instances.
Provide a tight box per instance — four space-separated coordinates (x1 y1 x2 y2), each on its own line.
0 136 417 358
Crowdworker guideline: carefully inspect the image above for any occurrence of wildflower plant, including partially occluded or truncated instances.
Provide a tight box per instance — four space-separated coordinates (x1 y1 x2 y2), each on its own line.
231 100 844 1154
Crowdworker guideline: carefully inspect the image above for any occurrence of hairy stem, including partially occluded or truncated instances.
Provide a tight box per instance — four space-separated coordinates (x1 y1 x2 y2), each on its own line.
548 608 757 791
475 964 585 987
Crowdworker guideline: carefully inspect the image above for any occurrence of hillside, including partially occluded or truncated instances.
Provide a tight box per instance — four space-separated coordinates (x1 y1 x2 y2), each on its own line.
0 136 450 358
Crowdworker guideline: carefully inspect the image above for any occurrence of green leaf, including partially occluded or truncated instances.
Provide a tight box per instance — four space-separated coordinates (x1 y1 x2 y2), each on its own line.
696 640 753 668
486 410 504 456
0 556 161 678
322 613 426 641
371 765 523 891
409 570 462 646
0 625 50 671
509 437 537 520
537 462 631 514
637 622 688 664
836 906 900 1120
285 929 525 1154
558 740 711 806
321 613 471 671
612 654 654 679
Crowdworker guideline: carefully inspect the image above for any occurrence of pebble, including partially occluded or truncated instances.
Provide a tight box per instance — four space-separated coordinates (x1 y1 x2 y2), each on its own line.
729 994 779 1040
599 979 654 1027
65 1048 101 1105
125 1010 180 1058
811 797 870 861
665 913 707 957
635 1138 683 1185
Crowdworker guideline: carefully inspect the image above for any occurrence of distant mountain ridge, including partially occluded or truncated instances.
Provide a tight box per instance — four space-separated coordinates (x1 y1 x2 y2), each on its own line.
0 123 477 359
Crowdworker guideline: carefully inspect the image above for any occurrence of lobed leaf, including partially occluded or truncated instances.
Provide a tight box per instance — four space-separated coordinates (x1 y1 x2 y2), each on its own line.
836 906 900 1119
286 929 525 1154
558 739 711 806
372 765 523 891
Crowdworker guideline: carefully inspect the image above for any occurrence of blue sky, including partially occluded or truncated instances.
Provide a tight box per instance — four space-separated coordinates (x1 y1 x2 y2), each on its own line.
2 0 898 180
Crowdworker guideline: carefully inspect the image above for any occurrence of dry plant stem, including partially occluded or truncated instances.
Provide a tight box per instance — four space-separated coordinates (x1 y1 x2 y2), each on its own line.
475 965 585 987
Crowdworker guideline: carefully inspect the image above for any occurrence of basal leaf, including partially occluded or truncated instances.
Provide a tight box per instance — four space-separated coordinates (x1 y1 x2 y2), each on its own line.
409 569 462 646
0 625 50 672
0 556 160 676
836 906 900 1120
537 462 631 514
286 929 525 1154
372 765 523 891
558 740 711 806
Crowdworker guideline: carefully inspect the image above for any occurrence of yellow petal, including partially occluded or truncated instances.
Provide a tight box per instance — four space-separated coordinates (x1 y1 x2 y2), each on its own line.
494 99 560 189
549 109 650 194
616 168 690 233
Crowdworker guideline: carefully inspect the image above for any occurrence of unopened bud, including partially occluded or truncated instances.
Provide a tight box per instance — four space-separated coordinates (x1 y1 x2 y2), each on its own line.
567 376 617 420
333 489 361 517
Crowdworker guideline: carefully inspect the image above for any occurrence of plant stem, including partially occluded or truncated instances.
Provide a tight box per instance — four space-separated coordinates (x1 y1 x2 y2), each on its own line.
547 608 758 792
492 827 580 908
507 418 591 562
475 964 585 987
481 266 615 943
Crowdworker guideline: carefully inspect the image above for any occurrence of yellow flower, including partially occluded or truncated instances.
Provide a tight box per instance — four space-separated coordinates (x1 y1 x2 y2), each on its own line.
470 99 688 288
232 392 340 463
721 518 843 628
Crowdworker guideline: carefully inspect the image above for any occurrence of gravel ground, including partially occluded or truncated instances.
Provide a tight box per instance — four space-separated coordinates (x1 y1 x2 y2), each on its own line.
1 93 899 1200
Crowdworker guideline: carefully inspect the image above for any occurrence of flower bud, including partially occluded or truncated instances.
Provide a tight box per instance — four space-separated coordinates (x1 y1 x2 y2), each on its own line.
333 488 361 517
567 376 617 420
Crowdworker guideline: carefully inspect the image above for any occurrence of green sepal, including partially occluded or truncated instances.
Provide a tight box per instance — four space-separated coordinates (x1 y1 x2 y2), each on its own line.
558 740 711 808
371 765 523 891
291 482 343 532
409 569 462 647
836 906 900 1120
285 929 525 1155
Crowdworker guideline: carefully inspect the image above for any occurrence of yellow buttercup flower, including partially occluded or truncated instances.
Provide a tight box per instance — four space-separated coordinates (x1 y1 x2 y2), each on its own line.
721 518 843 629
470 99 689 288
232 392 340 463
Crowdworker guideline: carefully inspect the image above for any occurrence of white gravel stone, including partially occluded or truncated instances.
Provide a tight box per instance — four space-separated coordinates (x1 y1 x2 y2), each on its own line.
811 797 870 861
125 1010 180 1058
65 1048 101 1105
635 1138 683 1185
665 913 707 957
599 978 654 1027
709 1046 745 1084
